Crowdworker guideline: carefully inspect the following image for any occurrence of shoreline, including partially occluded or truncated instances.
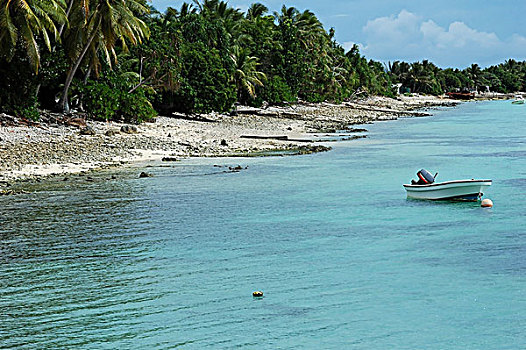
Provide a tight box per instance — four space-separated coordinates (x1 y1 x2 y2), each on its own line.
0 95 457 188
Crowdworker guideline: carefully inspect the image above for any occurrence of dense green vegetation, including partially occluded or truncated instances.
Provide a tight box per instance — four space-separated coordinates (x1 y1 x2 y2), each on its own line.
1 0 525 122
387 60 526 95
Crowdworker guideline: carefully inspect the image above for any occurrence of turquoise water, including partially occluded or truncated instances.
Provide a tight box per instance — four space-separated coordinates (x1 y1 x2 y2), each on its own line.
1 101 524 349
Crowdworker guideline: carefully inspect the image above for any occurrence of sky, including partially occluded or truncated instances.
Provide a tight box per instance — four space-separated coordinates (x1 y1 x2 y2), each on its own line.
150 0 526 69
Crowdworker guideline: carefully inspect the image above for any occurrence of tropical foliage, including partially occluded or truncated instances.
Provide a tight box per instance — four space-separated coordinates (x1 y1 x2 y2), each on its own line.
387 60 526 95
1 1 525 121
0 0 66 72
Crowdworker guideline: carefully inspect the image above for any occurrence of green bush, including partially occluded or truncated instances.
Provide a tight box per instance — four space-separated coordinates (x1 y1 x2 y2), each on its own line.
82 81 120 121
0 50 40 119
119 89 157 123
301 91 325 103
82 75 156 123
254 75 296 105
18 103 41 121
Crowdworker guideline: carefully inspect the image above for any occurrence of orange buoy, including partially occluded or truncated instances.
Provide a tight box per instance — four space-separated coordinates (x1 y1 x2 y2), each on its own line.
252 291 264 297
481 199 493 208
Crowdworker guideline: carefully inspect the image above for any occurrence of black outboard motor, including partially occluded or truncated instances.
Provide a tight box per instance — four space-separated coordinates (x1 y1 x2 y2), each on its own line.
412 169 435 185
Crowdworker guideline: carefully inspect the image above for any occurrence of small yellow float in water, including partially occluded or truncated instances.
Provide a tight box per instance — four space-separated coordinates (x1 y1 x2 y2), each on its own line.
252 291 264 297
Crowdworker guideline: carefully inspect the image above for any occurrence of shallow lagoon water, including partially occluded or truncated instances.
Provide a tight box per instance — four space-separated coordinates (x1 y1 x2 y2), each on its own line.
1 101 524 349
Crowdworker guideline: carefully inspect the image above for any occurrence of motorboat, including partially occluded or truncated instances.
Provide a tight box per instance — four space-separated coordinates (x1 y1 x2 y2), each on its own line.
511 95 524 104
403 169 492 201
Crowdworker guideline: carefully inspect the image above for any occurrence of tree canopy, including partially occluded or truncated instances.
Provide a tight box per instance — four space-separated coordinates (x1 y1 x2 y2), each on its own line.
1 1 525 121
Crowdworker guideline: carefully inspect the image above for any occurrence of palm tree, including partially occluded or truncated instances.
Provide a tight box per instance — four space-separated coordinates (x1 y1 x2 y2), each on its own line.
246 3 267 20
325 62 348 96
274 6 324 47
503 59 517 71
274 5 297 25
195 0 242 43
195 0 243 22
464 63 481 90
58 0 150 112
231 45 266 100
296 10 324 47
240 2 278 75
0 0 66 72
408 62 434 93
387 61 403 83
164 3 196 23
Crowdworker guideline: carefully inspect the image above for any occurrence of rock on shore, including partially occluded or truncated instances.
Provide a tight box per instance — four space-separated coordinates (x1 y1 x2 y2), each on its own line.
0 95 456 182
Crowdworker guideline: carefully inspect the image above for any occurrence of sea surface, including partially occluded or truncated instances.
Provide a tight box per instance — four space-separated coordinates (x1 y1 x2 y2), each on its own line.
1 101 524 349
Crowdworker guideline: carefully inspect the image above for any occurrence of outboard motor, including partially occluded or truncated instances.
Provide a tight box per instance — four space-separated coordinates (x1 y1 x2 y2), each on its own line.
416 169 435 184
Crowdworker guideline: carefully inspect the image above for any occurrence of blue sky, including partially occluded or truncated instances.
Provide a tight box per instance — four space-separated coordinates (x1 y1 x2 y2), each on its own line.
150 0 526 68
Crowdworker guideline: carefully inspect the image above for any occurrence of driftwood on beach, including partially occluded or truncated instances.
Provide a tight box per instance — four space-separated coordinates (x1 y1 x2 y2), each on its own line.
343 103 432 117
234 108 263 115
235 107 304 119
241 134 320 143
0 113 18 126
240 135 289 140
0 113 42 127
171 112 217 123
0 112 88 128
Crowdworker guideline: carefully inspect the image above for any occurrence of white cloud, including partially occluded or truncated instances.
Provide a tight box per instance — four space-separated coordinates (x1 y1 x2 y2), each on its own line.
363 10 422 44
342 41 364 53
509 33 526 47
359 10 526 67
421 20 500 49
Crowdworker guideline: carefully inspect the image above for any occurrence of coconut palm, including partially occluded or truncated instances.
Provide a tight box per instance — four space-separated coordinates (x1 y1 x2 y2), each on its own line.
296 10 324 46
164 3 196 23
58 0 150 112
246 3 267 21
231 45 266 100
195 0 243 43
464 63 482 90
406 62 435 93
274 6 324 48
0 0 66 72
195 0 242 23
240 2 278 76
273 5 297 26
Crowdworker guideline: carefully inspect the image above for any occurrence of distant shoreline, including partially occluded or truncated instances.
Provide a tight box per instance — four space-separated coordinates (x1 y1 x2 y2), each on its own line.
0 95 457 188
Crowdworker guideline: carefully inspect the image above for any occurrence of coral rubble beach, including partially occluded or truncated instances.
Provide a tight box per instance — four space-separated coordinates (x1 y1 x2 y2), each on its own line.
0 95 456 185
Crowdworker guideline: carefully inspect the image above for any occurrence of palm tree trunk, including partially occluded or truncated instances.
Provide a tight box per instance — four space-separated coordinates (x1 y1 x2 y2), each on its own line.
58 29 97 112
58 0 74 38
78 65 93 111
34 83 41 106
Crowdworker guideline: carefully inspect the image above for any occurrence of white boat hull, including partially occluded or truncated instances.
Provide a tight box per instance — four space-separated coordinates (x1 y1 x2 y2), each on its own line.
403 179 492 201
